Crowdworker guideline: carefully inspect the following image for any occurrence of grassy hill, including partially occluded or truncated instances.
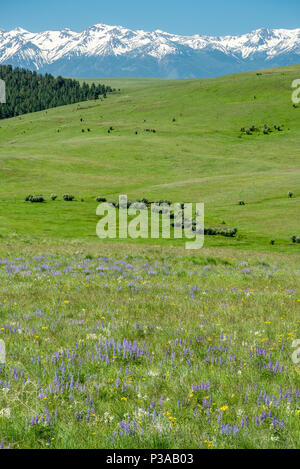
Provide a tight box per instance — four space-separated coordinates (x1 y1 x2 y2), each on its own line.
0 65 299 252
0 66 299 450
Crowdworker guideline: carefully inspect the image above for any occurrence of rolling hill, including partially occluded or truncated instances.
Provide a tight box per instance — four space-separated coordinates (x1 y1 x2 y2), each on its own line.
0 65 299 252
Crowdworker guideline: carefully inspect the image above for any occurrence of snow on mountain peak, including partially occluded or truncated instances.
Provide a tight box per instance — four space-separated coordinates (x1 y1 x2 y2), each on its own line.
0 23 299 78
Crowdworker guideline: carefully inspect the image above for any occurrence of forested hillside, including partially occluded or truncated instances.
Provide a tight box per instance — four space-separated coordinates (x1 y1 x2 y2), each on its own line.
0 65 114 119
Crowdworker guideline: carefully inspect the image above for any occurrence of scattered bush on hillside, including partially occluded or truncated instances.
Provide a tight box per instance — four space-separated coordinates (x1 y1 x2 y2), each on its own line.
270 240 275 245
96 197 107 203
240 123 284 136
171 217 238 238
25 195 44 203
51 194 57 201
63 194 75 201
291 236 300 244
239 201 246 206
203 227 238 237
288 192 293 198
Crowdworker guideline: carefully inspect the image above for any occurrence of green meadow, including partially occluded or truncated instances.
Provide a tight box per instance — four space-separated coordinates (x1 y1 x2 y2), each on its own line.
0 66 299 449
0 242 299 449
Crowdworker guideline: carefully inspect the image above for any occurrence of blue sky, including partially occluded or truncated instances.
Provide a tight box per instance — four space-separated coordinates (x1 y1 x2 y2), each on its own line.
1 0 300 35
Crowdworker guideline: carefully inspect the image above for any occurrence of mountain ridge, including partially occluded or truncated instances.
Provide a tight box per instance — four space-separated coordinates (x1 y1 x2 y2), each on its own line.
0 23 300 78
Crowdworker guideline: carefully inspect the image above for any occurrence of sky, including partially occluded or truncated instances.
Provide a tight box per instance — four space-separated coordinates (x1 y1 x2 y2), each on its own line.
1 0 300 36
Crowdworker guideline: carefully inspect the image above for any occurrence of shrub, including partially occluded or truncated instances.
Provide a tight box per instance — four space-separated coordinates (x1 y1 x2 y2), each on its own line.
63 194 75 201
25 195 33 202
96 197 107 203
239 201 246 206
172 220 238 238
30 195 45 203
263 124 271 135
291 236 300 244
288 192 293 198
270 240 275 245
51 194 57 201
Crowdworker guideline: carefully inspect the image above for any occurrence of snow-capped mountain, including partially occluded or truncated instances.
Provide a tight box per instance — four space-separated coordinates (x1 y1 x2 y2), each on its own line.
0 24 300 78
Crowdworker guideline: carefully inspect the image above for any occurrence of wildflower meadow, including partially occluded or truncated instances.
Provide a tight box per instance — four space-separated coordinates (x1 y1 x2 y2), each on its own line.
0 243 299 449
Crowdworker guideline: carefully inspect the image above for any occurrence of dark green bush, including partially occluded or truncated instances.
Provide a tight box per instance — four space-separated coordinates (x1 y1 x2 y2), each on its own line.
96 197 107 203
51 194 57 201
63 194 75 201
30 195 45 203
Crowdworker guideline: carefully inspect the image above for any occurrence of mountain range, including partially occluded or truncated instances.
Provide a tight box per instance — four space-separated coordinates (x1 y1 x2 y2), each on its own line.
0 23 300 78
